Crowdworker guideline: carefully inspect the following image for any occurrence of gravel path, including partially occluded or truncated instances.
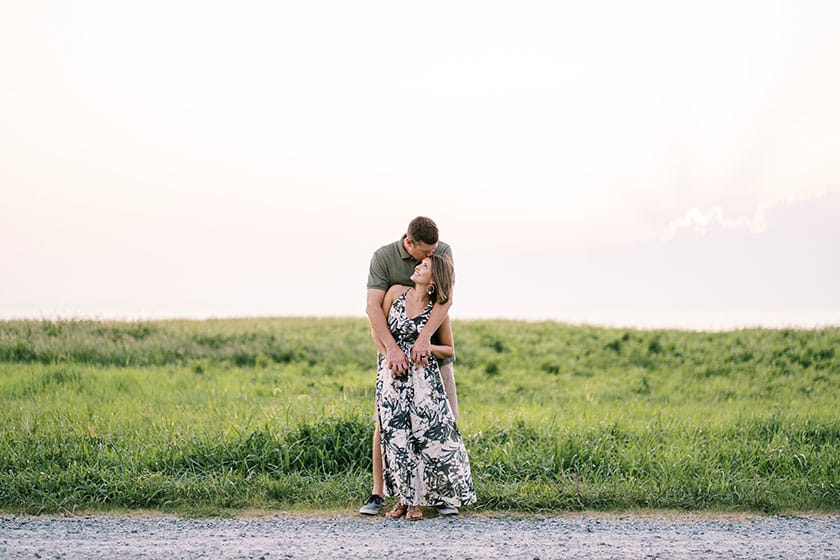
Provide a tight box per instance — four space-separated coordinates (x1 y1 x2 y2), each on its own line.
2 511 838 559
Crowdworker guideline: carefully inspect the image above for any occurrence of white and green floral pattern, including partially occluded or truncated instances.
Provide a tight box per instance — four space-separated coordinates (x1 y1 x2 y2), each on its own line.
376 289 476 508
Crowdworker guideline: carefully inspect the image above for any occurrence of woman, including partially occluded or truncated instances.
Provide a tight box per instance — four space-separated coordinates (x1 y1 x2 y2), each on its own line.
374 254 476 521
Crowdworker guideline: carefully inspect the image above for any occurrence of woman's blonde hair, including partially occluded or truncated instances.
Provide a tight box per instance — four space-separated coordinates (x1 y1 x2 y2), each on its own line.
429 254 454 304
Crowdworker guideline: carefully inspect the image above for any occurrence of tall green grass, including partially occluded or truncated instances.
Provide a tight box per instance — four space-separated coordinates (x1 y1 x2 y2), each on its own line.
1 318 838 514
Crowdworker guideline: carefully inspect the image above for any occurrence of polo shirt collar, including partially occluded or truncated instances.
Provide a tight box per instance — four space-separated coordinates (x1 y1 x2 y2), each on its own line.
398 235 415 261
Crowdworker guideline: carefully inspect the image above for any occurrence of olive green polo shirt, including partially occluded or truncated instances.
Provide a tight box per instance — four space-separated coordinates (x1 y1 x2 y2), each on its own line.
367 236 455 365
367 235 453 291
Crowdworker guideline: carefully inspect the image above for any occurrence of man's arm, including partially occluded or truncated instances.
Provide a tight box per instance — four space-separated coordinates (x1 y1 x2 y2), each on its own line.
366 288 409 375
429 315 454 359
411 297 453 363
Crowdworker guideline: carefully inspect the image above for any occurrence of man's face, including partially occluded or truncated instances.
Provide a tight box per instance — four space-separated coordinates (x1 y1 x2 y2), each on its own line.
405 238 437 261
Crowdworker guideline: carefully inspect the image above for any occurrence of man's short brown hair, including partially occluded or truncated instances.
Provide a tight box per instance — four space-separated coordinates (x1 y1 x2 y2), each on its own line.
407 216 439 245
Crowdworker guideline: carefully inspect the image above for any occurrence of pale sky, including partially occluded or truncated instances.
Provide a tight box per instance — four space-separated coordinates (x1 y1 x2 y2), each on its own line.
2 1 839 329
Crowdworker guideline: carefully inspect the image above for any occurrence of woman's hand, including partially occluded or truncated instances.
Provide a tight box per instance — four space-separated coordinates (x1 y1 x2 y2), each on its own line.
411 334 432 365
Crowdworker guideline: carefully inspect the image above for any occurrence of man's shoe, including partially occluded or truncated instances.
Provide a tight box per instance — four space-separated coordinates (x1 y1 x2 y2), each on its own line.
358 494 386 515
434 502 459 516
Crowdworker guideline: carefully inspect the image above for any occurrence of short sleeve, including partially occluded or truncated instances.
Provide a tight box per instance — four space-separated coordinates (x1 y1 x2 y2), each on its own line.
367 252 390 291
435 242 453 263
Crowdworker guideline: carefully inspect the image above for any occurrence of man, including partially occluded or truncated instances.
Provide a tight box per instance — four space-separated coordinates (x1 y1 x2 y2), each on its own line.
359 216 460 516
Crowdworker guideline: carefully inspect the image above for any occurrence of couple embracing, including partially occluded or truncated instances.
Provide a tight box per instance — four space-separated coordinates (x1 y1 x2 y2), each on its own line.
360 216 475 521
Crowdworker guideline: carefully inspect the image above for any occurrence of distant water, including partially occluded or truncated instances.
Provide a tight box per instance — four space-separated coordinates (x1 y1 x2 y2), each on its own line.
1 303 838 331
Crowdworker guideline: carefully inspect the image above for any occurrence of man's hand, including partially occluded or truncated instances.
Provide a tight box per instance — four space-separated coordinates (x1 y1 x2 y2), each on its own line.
387 346 409 377
411 334 432 367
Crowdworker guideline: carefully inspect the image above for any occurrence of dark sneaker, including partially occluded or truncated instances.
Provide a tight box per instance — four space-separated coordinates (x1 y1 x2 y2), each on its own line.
358 494 386 515
434 502 459 516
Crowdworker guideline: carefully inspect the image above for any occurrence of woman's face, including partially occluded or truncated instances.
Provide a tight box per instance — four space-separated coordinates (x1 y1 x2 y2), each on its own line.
411 257 434 285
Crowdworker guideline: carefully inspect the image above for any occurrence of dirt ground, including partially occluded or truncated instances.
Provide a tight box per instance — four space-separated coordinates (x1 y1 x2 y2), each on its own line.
2 510 838 559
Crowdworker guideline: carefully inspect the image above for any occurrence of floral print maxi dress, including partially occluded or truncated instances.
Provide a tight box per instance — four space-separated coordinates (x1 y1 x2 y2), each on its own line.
376 290 476 508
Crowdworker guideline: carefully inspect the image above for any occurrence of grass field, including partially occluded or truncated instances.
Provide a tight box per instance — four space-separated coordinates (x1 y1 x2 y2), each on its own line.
0 318 838 515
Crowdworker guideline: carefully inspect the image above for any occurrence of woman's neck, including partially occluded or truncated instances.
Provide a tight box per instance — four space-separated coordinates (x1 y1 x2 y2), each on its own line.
408 286 430 306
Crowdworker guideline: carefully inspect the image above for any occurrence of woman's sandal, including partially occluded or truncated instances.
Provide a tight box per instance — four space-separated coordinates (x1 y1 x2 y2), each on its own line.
405 505 423 521
385 502 407 519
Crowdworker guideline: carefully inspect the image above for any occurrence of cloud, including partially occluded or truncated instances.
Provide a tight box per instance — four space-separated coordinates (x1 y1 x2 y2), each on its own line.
664 186 837 238
667 204 767 236
472 186 840 320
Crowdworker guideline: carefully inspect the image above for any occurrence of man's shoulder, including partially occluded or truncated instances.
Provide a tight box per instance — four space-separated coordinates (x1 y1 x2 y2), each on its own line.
368 239 406 291
371 239 402 258
435 241 453 258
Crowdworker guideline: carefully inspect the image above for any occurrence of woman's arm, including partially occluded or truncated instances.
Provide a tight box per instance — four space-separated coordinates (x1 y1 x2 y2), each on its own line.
430 315 454 359
411 297 452 362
